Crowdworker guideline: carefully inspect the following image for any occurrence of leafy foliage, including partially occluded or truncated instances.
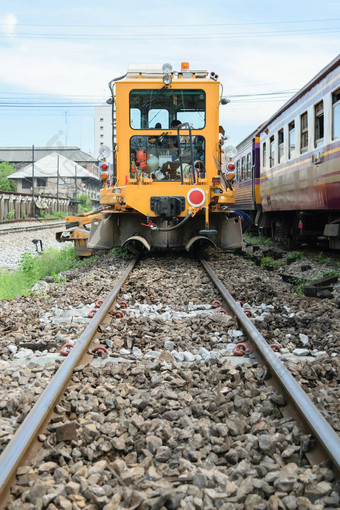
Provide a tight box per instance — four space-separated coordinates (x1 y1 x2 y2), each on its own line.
6 210 16 220
260 256 280 269
0 162 16 192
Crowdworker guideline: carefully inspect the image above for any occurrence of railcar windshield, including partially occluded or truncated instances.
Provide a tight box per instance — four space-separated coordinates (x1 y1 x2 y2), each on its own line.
130 89 206 129
130 134 205 181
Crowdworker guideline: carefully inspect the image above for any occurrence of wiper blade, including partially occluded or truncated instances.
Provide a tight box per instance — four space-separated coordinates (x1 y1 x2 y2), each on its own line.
142 86 167 109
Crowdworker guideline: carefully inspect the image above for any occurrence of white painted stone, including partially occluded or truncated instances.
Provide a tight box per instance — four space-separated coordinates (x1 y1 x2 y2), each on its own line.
199 347 210 360
144 350 160 359
299 333 309 346
132 347 142 358
171 350 184 362
224 343 236 351
292 348 310 356
313 351 327 357
13 348 34 359
182 351 196 362
228 329 243 338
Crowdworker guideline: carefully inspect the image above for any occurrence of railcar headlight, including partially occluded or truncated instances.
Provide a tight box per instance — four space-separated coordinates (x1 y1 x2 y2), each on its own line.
163 74 172 86
225 146 238 158
162 63 173 74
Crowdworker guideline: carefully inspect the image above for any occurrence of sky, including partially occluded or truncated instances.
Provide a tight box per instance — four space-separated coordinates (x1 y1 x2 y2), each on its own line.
0 0 339 157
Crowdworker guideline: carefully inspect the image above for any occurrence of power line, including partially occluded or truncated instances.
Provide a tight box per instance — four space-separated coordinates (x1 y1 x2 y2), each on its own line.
0 89 299 107
0 18 339 28
0 27 339 40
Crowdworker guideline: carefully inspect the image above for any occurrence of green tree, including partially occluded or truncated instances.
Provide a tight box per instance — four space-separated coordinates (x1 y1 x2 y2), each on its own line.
78 193 92 213
0 162 16 192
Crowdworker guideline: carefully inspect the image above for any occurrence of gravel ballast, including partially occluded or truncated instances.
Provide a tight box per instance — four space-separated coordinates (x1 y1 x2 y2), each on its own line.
1 250 339 509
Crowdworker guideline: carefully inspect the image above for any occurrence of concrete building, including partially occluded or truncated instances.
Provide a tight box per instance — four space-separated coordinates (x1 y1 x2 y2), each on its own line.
94 104 114 163
9 152 101 204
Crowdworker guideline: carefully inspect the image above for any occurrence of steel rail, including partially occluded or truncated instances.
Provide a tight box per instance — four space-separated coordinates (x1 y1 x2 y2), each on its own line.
200 257 340 472
0 256 138 500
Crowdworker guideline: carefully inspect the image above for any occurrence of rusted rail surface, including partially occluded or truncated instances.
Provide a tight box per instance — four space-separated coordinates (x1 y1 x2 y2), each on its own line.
200 257 340 473
0 256 138 502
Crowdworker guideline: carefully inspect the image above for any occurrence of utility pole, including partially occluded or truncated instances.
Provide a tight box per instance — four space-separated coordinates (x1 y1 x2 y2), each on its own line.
74 164 78 214
31 145 35 217
57 155 60 212
65 111 68 146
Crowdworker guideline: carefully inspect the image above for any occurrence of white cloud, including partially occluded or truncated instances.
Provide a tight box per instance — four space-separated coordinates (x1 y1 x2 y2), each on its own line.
1 13 17 36
0 19 338 148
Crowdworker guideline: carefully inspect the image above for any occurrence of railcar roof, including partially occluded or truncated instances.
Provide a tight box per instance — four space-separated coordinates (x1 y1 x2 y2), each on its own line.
258 53 340 134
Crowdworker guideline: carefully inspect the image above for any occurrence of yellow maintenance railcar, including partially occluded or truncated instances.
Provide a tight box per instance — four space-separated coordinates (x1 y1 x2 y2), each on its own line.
61 62 243 255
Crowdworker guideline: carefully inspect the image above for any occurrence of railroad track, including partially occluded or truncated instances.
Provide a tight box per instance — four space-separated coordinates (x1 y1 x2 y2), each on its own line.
0 219 64 235
0 255 339 508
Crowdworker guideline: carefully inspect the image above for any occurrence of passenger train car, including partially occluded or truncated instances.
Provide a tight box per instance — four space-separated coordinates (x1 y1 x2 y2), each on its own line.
79 63 244 255
234 54 340 249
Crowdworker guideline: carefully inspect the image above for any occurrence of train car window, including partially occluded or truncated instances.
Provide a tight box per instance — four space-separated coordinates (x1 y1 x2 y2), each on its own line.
269 136 275 167
129 89 206 130
130 134 205 181
246 153 251 179
262 142 266 167
314 101 324 148
236 159 241 181
241 156 246 180
278 129 284 163
288 121 295 159
300 112 308 153
332 88 340 139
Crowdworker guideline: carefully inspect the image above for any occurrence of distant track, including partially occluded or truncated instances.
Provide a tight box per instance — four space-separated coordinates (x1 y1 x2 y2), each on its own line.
0 219 64 235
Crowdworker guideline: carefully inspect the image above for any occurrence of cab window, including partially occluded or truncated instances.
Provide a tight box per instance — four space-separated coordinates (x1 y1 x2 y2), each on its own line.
148 109 169 128
130 134 205 181
129 89 206 129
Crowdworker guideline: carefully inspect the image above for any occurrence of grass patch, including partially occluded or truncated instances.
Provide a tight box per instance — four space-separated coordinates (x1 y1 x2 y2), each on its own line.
41 211 69 219
244 232 274 247
287 251 304 261
109 246 131 257
0 246 96 300
322 269 340 278
260 255 281 270
314 252 331 264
